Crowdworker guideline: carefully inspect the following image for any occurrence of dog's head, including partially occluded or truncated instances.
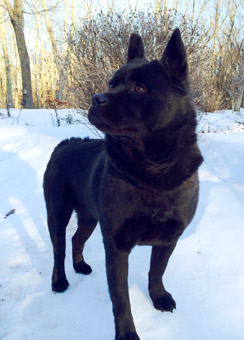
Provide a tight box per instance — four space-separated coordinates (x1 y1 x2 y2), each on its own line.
88 29 192 137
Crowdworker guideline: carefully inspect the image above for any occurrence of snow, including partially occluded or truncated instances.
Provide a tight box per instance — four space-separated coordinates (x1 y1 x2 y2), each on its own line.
0 108 244 340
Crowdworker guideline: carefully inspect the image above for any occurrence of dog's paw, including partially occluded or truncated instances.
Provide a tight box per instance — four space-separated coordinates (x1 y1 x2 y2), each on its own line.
117 332 140 340
52 278 69 293
152 293 176 312
73 260 92 275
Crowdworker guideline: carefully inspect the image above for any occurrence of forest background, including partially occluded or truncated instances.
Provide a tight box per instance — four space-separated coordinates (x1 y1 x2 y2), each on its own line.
0 0 243 113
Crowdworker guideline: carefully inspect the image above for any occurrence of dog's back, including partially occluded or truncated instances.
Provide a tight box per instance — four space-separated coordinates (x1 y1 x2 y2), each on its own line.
44 137 104 213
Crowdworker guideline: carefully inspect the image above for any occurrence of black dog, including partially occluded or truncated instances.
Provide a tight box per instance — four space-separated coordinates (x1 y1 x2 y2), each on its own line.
43 29 203 340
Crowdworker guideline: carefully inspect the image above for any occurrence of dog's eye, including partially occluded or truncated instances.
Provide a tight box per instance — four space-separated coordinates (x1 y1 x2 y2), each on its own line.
134 85 147 93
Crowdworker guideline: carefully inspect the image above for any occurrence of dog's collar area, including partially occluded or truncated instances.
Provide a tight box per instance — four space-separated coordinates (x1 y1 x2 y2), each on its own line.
109 161 167 196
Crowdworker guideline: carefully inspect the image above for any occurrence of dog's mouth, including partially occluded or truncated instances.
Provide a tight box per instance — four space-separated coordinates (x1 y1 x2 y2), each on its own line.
88 107 137 136
88 108 112 130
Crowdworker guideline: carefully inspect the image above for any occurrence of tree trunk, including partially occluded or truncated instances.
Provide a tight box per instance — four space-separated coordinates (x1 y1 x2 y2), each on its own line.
11 19 33 108
0 7 14 108
3 47 14 108
232 89 243 113
42 0 76 102
4 0 33 109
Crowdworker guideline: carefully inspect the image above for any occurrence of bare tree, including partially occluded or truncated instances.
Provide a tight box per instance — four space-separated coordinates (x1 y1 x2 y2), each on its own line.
231 55 244 112
0 6 14 109
41 0 76 101
3 0 33 108
216 0 244 112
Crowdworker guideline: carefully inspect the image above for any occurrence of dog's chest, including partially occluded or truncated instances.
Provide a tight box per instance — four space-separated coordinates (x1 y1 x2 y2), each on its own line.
113 200 185 251
103 177 186 251
141 205 174 223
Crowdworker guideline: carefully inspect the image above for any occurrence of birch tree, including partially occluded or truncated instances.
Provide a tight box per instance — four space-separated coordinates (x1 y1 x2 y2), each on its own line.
3 0 33 108
41 0 76 100
0 6 14 108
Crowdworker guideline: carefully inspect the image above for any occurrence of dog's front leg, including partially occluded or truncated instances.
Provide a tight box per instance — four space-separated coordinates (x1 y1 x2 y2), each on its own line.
148 243 177 312
104 243 140 340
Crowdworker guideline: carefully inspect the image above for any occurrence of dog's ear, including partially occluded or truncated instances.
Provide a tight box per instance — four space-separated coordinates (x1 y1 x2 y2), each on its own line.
127 33 145 63
161 28 188 87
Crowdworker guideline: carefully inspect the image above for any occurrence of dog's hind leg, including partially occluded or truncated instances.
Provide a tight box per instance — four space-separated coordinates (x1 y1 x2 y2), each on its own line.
47 203 73 293
72 209 97 275
148 243 177 312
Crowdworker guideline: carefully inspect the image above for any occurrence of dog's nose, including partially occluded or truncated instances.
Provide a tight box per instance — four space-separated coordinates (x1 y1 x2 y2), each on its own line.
92 94 108 106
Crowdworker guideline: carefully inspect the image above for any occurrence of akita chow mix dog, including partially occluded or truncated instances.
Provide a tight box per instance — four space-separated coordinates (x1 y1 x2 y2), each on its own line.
43 28 203 340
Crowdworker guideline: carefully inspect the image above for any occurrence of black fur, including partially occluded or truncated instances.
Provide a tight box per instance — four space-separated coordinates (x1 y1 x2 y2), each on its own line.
43 29 203 340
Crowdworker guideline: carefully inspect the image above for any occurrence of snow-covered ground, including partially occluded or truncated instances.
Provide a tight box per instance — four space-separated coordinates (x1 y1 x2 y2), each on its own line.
0 108 244 340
